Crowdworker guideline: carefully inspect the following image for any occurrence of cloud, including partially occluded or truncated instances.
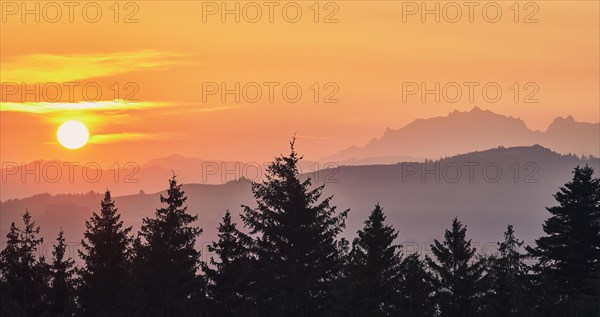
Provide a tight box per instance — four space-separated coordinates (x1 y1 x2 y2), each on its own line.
0 100 180 128
88 133 155 144
0 100 171 114
0 51 186 83
88 132 179 144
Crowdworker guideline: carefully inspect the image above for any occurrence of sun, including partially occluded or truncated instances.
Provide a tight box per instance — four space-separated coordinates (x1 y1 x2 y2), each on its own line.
57 120 89 149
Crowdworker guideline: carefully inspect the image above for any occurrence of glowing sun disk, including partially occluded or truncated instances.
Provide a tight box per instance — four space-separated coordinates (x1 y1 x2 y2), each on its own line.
57 120 89 149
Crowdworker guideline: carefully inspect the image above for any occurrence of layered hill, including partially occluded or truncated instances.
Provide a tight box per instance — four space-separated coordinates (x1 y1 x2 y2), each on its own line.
2 145 598 260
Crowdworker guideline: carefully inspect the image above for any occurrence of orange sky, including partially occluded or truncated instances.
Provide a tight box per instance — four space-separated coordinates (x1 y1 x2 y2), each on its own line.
1 1 599 165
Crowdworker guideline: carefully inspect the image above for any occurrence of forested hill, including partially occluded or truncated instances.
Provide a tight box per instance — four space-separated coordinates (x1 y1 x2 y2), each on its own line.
1 145 598 254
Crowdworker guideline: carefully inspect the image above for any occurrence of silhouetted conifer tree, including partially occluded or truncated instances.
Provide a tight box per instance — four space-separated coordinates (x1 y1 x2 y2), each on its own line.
241 139 348 317
202 210 254 317
0 222 21 315
134 175 204 316
78 190 133 316
48 229 76 316
483 225 532 317
0 211 50 316
527 165 600 316
345 204 403 316
324 238 351 317
426 218 485 317
398 253 435 317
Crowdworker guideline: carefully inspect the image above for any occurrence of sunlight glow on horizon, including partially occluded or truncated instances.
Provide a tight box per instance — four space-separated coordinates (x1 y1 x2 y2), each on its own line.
0 1 597 164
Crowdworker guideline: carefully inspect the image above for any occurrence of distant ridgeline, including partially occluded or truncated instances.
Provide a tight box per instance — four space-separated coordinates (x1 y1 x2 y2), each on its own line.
1 143 599 317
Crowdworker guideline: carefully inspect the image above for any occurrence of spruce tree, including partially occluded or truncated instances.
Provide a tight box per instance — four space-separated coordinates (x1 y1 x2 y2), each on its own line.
527 165 600 316
323 238 351 317
484 225 531 317
426 218 485 317
241 139 348 317
78 190 133 316
0 222 21 315
0 211 50 316
398 253 435 317
202 210 254 317
346 204 403 316
48 229 76 316
135 175 204 316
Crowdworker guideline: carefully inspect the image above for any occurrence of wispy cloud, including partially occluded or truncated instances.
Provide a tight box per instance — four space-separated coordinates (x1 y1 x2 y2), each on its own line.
0 51 186 83
1 100 181 129
88 133 162 144
0 100 171 114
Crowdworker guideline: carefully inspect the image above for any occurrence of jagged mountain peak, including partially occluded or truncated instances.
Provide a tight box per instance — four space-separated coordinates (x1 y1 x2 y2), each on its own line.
324 108 598 162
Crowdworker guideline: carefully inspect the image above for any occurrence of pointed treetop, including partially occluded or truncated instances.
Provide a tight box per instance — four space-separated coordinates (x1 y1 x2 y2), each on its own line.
287 135 302 162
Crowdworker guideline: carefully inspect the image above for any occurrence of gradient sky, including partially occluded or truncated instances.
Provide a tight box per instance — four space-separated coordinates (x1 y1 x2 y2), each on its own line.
1 1 599 165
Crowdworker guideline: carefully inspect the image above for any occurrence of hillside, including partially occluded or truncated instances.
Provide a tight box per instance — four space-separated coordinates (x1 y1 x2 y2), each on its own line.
1 145 598 260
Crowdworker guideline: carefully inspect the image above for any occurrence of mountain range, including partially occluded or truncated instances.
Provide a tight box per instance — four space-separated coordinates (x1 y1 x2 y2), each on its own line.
2 145 598 262
0 156 324 200
323 107 599 163
3 108 597 199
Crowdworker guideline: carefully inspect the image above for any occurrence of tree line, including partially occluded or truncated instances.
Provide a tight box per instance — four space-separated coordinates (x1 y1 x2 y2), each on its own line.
1 142 599 317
